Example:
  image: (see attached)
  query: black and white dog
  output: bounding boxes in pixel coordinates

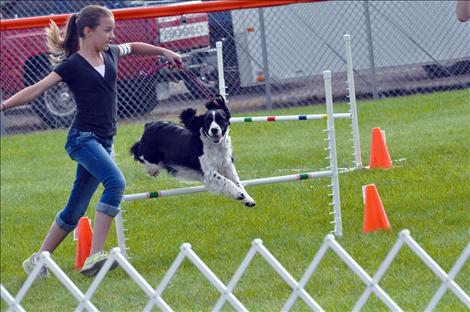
[130,96,256,207]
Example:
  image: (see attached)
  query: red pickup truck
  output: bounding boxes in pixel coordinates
[0,0,217,128]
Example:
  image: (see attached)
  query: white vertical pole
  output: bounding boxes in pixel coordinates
[115,212,127,258]
[324,71,342,237]
[111,144,128,258]
[258,8,273,110]
[344,34,362,169]
[216,41,227,101]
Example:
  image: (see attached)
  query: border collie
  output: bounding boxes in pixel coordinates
[130,96,256,207]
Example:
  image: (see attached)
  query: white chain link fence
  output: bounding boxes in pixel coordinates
[1,0,469,135]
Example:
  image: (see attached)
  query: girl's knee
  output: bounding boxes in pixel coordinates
[115,175,126,194]
[105,173,126,194]
[56,211,82,233]
[101,173,125,208]
[96,202,121,218]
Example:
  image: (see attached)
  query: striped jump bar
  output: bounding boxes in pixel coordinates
[123,170,332,202]
[230,113,351,123]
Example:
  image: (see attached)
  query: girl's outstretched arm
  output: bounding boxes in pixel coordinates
[128,42,182,66]
[0,72,62,111]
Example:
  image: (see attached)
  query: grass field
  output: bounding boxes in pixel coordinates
[1,90,469,311]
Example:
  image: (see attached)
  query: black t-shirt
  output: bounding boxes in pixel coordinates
[54,45,120,138]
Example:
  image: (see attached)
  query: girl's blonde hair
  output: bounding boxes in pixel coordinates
[45,5,113,64]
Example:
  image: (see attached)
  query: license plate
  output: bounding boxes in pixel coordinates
[159,22,209,43]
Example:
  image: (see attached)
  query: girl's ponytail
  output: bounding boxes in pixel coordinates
[45,14,79,64]
[63,14,80,58]
[45,6,112,64]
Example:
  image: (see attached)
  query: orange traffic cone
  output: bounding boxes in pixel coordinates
[75,217,93,271]
[363,184,391,233]
[369,127,392,169]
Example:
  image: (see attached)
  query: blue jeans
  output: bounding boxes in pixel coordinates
[56,128,126,233]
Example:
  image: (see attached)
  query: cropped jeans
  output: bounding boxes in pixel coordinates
[56,128,126,233]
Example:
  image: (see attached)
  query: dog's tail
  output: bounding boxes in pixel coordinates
[130,141,144,163]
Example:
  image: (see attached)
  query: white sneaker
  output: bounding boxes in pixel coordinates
[23,253,49,278]
[80,251,118,277]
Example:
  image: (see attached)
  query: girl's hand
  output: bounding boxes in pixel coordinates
[163,49,183,68]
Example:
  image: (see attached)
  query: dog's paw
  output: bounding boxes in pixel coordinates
[243,194,256,207]
[244,198,256,207]
[147,169,160,177]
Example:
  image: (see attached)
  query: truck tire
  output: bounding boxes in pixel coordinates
[33,82,76,128]
[24,54,75,128]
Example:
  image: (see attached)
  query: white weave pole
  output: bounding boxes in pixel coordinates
[344,34,362,169]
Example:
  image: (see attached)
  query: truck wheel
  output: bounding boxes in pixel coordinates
[24,54,75,128]
[117,76,158,118]
[32,82,76,129]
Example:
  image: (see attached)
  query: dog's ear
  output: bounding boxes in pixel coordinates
[144,121,155,130]
[205,100,218,111]
[180,108,196,128]
[180,108,204,133]
[217,95,231,121]
[205,94,226,109]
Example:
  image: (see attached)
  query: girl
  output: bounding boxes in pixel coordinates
[0,5,182,277]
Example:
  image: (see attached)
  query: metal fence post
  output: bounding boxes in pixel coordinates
[258,8,273,110]
[363,0,379,100]
[0,111,5,136]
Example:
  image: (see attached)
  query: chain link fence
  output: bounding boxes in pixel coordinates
[1,0,469,135]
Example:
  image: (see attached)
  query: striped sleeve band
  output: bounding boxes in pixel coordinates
[117,43,132,57]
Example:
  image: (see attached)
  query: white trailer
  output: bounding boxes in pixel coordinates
[229,1,470,87]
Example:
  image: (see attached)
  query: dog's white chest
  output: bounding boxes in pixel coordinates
[199,136,233,172]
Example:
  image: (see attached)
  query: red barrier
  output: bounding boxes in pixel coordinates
[1,0,324,31]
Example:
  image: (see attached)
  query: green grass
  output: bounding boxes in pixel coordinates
[1,90,469,311]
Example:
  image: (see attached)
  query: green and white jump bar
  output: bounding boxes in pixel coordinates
[122,170,333,202]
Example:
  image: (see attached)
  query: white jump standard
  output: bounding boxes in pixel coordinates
[222,35,362,170]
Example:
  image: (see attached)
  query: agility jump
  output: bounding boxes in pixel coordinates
[115,69,343,258]
[115,34,362,254]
